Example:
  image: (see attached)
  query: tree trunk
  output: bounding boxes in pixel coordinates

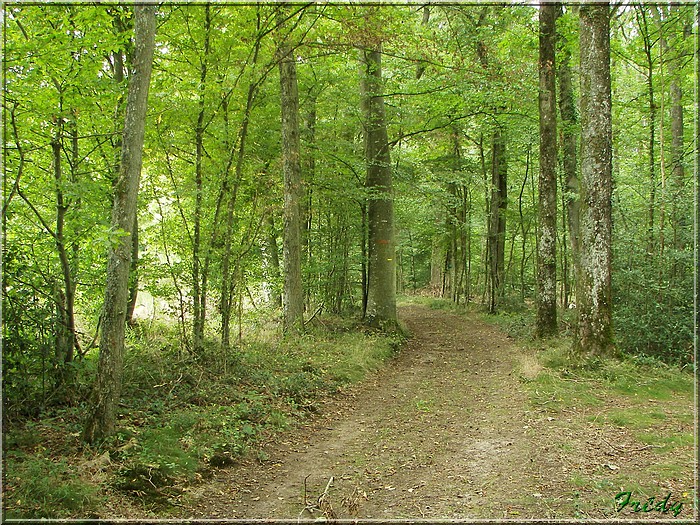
[278,22,305,333]
[126,214,139,325]
[221,15,262,348]
[83,3,156,443]
[536,3,559,337]
[637,7,657,255]
[669,6,689,253]
[557,5,580,302]
[361,45,397,329]
[191,5,211,355]
[264,214,283,307]
[487,127,507,313]
[360,200,369,315]
[574,1,615,358]
[52,126,78,377]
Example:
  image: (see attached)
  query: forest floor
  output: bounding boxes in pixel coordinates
[175,303,697,521]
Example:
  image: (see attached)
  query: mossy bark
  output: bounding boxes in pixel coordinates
[574,2,615,358]
[536,3,559,337]
[278,22,305,333]
[361,45,397,330]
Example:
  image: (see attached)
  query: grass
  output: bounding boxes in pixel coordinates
[2,453,105,519]
[542,348,694,517]
[2,312,403,519]
[478,309,696,519]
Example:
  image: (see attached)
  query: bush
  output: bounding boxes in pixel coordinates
[613,265,693,365]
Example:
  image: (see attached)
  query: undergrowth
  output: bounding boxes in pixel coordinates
[2,313,403,519]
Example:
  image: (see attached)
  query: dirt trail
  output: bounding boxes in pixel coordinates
[177,304,694,520]
[179,304,569,520]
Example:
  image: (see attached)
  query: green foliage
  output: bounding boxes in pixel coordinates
[612,263,693,365]
[3,309,400,517]
[3,1,696,517]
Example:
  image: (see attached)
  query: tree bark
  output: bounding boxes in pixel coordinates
[278,21,305,333]
[557,5,580,301]
[361,44,397,329]
[264,214,283,307]
[574,2,615,358]
[669,6,690,253]
[191,5,211,355]
[487,127,507,314]
[536,3,559,337]
[83,4,156,443]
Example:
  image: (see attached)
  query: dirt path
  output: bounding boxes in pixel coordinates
[175,304,692,520]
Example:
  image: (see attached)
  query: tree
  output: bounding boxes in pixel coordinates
[574,1,614,357]
[361,43,397,329]
[83,4,156,443]
[557,5,580,307]
[277,7,305,333]
[536,2,559,337]
[487,127,507,314]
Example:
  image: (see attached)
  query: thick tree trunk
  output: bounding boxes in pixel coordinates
[278,30,305,333]
[536,3,559,337]
[361,45,397,329]
[574,2,615,358]
[83,4,156,443]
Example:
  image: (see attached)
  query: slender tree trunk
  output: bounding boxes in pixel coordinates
[636,7,657,255]
[557,5,580,299]
[83,4,156,443]
[519,146,530,303]
[264,214,283,307]
[574,1,615,358]
[361,44,397,329]
[302,96,316,299]
[488,127,507,313]
[221,16,262,348]
[126,214,139,325]
[669,7,689,254]
[191,5,211,355]
[52,126,78,374]
[278,22,305,333]
[536,3,559,337]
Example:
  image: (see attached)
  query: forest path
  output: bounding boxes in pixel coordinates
[178,304,573,519]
